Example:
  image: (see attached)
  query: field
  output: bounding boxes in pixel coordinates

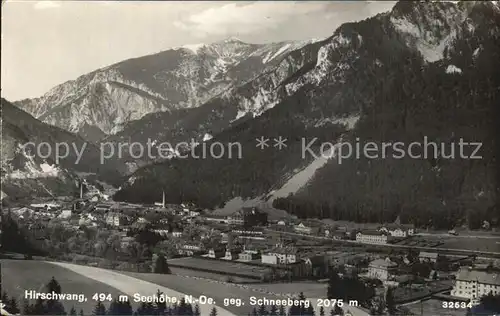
[1,259,369,316]
[168,257,270,279]
[2,260,235,316]
[245,282,328,298]
[1,259,127,314]
[437,237,500,253]
[169,266,258,283]
[121,272,369,316]
[394,235,500,253]
[121,271,280,315]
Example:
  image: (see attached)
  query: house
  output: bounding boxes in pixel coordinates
[58,210,72,219]
[303,255,327,277]
[120,236,135,249]
[178,243,204,256]
[356,231,389,245]
[85,213,97,221]
[282,260,311,279]
[238,251,261,261]
[378,224,415,237]
[261,246,299,265]
[159,218,169,225]
[94,204,111,212]
[294,223,312,234]
[153,229,169,237]
[171,230,183,238]
[261,253,279,265]
[136,217,150,224]
[105,212,129,226]
[378,216,415,237]
[368,258,398,281]
[419,251,440,263]
[325,229,345,240]
[451,267,500,305]
[223,249,240,260]
[231,228,265,240]
[227,207,268,228]
[207,248,225,259]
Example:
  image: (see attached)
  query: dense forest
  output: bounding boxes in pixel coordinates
[276,2,500,229]
[115,2,499,227]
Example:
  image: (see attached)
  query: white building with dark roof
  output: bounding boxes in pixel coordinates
[368,258,398,281]
[356,230,389,244]
[262,246,300,265]
[451,267,500,305]
[378,215,415,237]
[419,251,440,263]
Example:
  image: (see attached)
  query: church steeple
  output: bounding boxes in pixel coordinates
[162,190,166,208]
[394,215,401,225]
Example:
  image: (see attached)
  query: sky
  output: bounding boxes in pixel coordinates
[1,0,396,101]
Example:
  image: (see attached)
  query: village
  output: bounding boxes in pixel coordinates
[3,187,500,315]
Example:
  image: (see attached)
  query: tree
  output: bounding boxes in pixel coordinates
[258,304,268,316]
[327,270,343,299]
[278,305,286,316]
[480,293,500,313]
[331,305,343,316]
[80,309,85,316]
[176,298,193,316]
[32,298,45,315]
[155,290,167,314]
[193,304,201,316]
[9,297,20,314]
[69,306,77,316]
[135,302,148,316]
[432,270,438,280]
[289,293,307,316]
[44,277,66,315]
[47,276,62,294]
[210,307,218,316]
[3,296,20,315]
[92,301,107,316]
[107,299,121,315]
[319,306,325,316]
[385,287,396,315]
[23,299,33,315]
[120,300,134,315]
[153,254,171,274]
[127,242,145,271]
[270,305,278,316]
[305,304,315,316]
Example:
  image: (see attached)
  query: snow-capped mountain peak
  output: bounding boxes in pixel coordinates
[14,38,313,140]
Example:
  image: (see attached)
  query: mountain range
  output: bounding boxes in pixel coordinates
[114,0,500,228]
[1,99,126,200]
[14,38,317,142]
[5,1,500,228]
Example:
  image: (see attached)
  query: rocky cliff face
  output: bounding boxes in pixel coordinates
[1,99,126,200]
[14,39,316,141]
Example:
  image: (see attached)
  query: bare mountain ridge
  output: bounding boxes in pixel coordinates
[114,1,500,230]
[1,99,126,200]
[14,38,317,140]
